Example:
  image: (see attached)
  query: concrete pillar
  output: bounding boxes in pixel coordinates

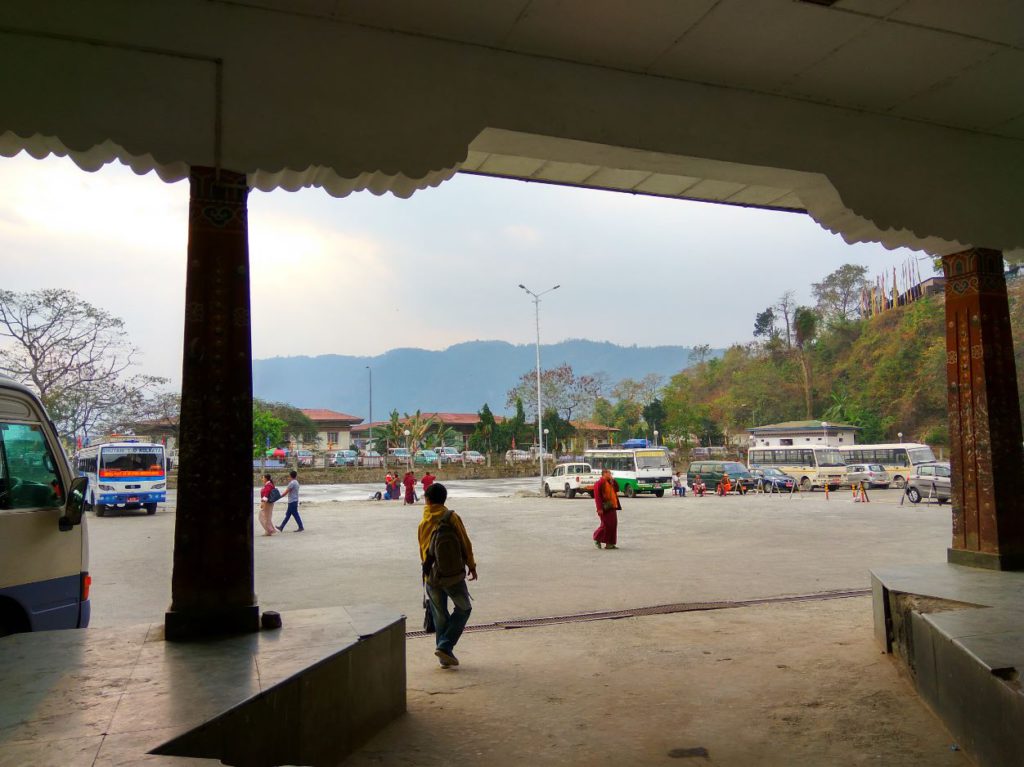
[943,248,1024,570]
[165,167,259,639]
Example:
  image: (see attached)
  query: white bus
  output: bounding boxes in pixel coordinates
[583,447,674,497]
[838,443,937,489]
[0,377,89,636]
[77,439,167,516]
[747,446,846,491]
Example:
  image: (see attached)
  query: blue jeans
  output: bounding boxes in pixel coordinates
[280,501,303,530]
[426,579,472,655]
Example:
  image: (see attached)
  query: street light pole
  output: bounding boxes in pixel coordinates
[519,282,560,493]
[366,365,372,452]
[404,429,411,470]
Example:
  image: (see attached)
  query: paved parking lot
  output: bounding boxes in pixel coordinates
[88,484,951,628]
[84,483,966,766]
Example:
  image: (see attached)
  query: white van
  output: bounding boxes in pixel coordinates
[0,377,90,635]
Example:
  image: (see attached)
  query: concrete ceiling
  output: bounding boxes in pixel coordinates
[227,0,1024,140]
[2,0,1022,254]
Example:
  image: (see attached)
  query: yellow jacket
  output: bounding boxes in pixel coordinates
[418,503,476,570]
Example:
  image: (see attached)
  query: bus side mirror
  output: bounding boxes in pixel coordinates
[59,476,88,531]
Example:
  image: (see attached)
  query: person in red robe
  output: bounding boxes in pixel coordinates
[421,471,436,491]
[403,471,417,504]
[592,469,621,550]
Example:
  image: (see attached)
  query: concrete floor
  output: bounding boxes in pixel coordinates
[81,484,966,765]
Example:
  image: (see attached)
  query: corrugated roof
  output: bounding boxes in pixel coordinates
[748,420,859,432]
[300,408,363,424]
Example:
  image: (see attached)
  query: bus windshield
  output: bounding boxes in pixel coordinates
[817,449,845,467]
[100,447,165,477]
[907,446,937,465]
[635,450,672,470]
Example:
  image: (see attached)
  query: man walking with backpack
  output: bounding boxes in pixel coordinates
[418,483,477,668]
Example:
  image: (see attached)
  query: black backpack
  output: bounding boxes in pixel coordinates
[426,509,466,587]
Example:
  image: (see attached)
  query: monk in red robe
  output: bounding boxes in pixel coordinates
[592,469,621,550]
[403,471,417,504]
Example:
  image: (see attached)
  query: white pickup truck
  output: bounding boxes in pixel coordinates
[544,462,602,499]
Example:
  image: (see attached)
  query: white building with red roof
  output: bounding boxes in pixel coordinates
[297,408,363,451]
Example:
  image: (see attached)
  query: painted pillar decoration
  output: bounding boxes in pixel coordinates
[166,167,259,639]
[943,248,1024,570]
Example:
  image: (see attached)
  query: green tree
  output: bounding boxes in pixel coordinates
[254,399,318,443]
[793,306,818,419]
[642,398,667,439]
[469,403,498,454]
[753,307,777,339]
[252,406,285,458]
[812,264,869,324]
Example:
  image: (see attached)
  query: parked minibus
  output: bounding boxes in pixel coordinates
[838,443,936,489]
[0,377,89,636]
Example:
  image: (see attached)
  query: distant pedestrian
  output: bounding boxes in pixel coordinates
[403,471,417,505]
[418,483,477,668]
[277,470,304,532]
[258,473,278,536]
[421,471,436,492]
[592,469,621,550]
[672,472,683,497]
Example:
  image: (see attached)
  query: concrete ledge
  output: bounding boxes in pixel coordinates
[872,563,1024,767]
[0,605,405,766]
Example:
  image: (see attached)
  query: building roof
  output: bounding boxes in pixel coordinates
[748,420,859,433]
[351,413,505,433]
[571,421,620,432]
[299,408,363,425]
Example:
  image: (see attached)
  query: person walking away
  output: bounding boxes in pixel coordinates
[277,470,304,532]
[403,471,417,505]
[418,483,477,668]
[592,469,621,550]
[258,473,279,536]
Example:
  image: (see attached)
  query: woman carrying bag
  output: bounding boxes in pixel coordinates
[592,469,621,550]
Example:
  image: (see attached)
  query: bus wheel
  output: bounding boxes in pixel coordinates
[624,484,636,498]
[654,488,665,498]
[893,475,906,489]
[145,503,158,515]
[800,477,813,492]
[95,504,106,517]
[0,601,30,637]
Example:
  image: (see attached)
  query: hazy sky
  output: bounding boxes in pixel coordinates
[0,152,925,387]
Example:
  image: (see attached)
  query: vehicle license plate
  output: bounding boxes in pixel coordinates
[127,496,139,503]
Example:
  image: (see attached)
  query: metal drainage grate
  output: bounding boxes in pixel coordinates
[406,587,871,638]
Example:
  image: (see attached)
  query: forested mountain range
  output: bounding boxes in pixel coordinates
[253,339,708,419]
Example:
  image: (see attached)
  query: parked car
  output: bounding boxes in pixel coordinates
[505,449,532,463]
[462,450,486,464]
[905,462,951,504]
[295,449,314,467]
[330,449,358,467]
[414,449,439,465]
[686,460,757,493]
[845,463,891,488]
[436,447,462,463]
[359,449,383,468]
[749,466,796,492]
[387,448,411,463]
[544,462,601,499]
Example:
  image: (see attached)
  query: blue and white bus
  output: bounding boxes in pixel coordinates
[0,377,90,636]
[77,439,167,516]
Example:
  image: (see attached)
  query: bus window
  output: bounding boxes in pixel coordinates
[0,423,63,510]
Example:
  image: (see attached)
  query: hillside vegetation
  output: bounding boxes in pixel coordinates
[659,276,1024,448]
